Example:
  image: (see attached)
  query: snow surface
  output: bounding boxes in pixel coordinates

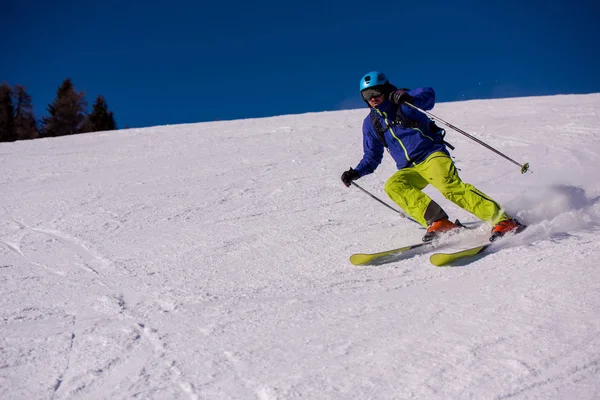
[2,93,600,399]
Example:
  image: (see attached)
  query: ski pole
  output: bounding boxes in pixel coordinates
[404,102,531,174]
[351,182,421,226]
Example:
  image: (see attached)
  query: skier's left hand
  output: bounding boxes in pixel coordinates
[389,90,414,105]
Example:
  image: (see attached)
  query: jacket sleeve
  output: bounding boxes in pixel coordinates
[402,87,436,120]
[354,118,384,177]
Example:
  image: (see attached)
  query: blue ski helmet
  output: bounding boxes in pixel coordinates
[359,71,389,91]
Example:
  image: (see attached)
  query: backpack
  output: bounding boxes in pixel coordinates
[369,105,455,151]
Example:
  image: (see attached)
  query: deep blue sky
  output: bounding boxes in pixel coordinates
[2,0,600,129]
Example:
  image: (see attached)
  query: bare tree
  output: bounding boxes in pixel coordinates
[12,85,39,140]
[0,82,16,142]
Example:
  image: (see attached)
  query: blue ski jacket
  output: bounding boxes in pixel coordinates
[354,87,449,176]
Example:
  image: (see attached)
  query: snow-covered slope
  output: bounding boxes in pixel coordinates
[2,94,600,399]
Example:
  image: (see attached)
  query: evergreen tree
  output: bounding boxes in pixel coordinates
[85,95,117,132]
[0,82,16,142]
[41,78,87,137]
[12,85,39,140]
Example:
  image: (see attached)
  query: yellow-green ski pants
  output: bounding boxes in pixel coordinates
[384,152,507,227]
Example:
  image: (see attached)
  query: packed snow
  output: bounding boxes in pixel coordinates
[1,93,600,399]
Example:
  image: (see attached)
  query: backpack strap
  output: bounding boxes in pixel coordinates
[392,105,420,129]
[369,106,456,151]
[429,121,455,150]
[369,109,389,149]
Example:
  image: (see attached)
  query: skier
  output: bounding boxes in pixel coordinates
[341,71,523,242]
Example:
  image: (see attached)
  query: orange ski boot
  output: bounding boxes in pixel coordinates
[422,218,459,242]
[490,218,526,242]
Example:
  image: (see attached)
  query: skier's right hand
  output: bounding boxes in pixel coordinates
[341,168,359,187]
[389,90,413,105]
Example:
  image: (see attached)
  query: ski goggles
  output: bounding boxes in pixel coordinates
[361,87,385,101]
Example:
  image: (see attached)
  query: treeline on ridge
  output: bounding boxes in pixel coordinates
[0,78,117,142]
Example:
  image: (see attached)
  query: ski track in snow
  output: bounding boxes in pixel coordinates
[1,94,600,399]
[1,219,198,399]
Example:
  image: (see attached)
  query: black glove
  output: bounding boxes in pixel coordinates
[389,90,414,105]
[341,168,360,187]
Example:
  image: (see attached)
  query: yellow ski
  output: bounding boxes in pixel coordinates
[350,242,431,266]
[429,243,491,267]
